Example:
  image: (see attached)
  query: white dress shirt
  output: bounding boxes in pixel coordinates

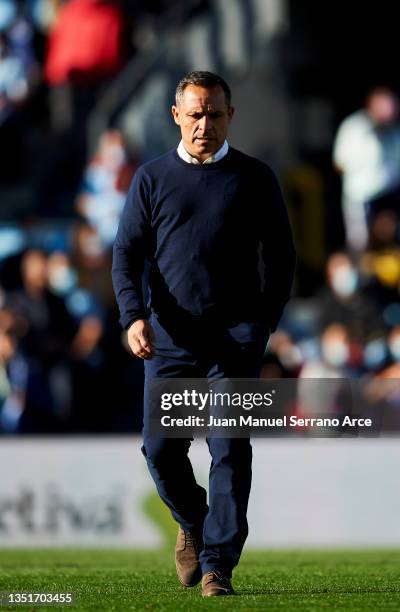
[177,139,229,164]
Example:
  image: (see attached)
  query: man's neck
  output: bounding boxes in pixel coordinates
[177,140,229,164]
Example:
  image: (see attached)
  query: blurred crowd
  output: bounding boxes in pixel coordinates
[0,0,191,433]
[0,0,190,204]
[259,87,400,430]
[1,1,400,434]
[0,242,146,434]
[261,88,400,400]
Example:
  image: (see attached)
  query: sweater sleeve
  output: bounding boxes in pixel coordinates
[112,169,152,330]
[259,166,296,332]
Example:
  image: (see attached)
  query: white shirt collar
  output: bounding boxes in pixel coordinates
[177,139,229,164]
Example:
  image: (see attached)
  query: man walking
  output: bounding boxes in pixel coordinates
[112,71,296,597]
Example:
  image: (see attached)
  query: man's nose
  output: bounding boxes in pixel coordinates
[198,114,211,131]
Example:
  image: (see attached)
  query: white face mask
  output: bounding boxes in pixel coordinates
[389,337,400,362]
[364,338,387,369]
[322,340,349,368]
[331,266,358,298]
[48,266,77,296]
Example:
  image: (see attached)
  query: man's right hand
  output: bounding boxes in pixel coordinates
[127,319,155,359]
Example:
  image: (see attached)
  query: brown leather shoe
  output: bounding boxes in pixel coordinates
[175,526,203,587]
[201,570,235,597]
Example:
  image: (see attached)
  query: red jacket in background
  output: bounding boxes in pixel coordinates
[45,0,126,85]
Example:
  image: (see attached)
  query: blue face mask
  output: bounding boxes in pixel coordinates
[331,266,358,298]
[364,338,387,369]
[48,266,77,296]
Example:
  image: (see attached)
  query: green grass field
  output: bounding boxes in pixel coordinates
[0,549,399,611]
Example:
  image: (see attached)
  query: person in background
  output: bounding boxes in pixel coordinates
[0,307,28,432]
[5,249,77,431]
[316,252,383,344]
[333,87,400,252]
[297,324,356,434]
[364,326,400,421]
[76,129,137,249]
[300,323,353,378]
[41,0,129,215]
[44,0,127,132]
[360,209,400,310]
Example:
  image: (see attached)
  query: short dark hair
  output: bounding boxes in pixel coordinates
[175,71,232,106]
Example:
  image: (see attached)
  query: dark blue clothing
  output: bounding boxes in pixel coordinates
[112,146,295,333]
[142,316,268,577]
[111,145,296,576]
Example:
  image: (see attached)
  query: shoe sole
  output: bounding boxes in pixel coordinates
[202,591,235,597]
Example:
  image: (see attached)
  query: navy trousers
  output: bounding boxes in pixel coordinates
[141,312,268,577]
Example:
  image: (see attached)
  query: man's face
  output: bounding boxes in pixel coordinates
[368,92,399,126]
[171,84,234,162]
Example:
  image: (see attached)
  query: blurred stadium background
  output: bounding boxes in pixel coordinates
[1,0,400,551]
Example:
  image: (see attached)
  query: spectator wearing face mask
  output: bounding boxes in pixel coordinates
[363,327,400,419]
[300,323,355,377]
[362,335,390,374]
[316,252,384,343]
[5,249,78,432]
[47,251,78,298]
[296,324,356,433]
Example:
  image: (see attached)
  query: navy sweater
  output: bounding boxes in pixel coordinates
[112,146,296,333]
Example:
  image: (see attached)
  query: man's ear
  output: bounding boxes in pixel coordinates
[171,105,181,126]
[228,106,235,122]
